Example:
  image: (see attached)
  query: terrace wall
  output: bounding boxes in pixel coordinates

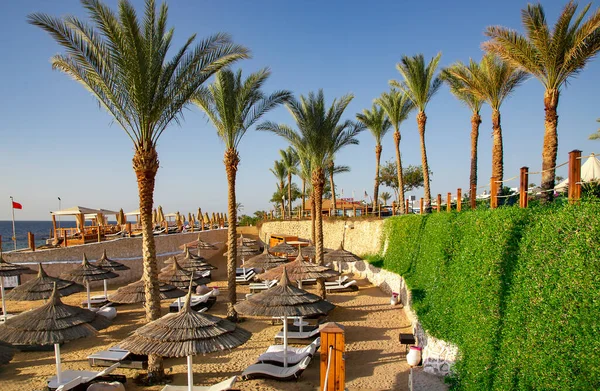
[259,219,456,377]
[4,229,228,288]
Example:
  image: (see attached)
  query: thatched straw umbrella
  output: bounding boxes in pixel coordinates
[0,341,15,366]
[238,234,257,247]
[269,241,298,256]
[235,268,334,367]
[159,258,210,310]
[256,248,338,288]
[324,243,361,282]
[60,254,118,309]
[95,249,130,299]
[157,206,165,225]
[119,283,250,391]
[244,247,288,271]
[163,254,217,274]
[179,246,206,262]
[224,242,259,274]
[300,243,333,258]
[0,283,110,386]
[4,263,84,301]
[109,278,185,304]
[117,208,126,226]
[179,234,217,252]
[0,253,34,321]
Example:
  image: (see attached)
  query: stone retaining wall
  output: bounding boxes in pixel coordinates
[3,229,228,288]
[260,219,458,377]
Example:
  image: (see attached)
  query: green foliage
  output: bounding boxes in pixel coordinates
[238,214,259,226]
[378,160,429,199]
[378,203,600,390]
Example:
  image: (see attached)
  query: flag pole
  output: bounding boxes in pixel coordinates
[10,196,16,251]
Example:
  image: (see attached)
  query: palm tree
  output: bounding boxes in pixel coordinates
[258,90,363,298]
[380,191,392,206]
[444,55,527,196]
[270,159,287,217]
[375,89,415,214]
[279,147,300,219]
[193,68,291,320]
[442,66,486,202]
[356,104,392,210]
[391,54,442,213]
[297,151,316,240]
[28,0,248,376]
[327,163,351,216]
[484,2,600,201]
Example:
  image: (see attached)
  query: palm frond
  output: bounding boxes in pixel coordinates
[391,53,442,111]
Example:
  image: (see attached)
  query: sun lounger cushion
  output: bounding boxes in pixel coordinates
[274,327,320,341]
[161,376,237,391]
[241,356,311,381]
[257,339,318,366]
[325,280,358,292]
[324,276,349,286]
[267,337,321,354]
[97,307,117,320]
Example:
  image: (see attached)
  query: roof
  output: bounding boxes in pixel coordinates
[51,206,101,216]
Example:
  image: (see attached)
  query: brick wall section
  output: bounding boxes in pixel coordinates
[3,229,228,288]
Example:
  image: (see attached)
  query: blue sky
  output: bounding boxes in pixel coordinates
[1,0,599,221]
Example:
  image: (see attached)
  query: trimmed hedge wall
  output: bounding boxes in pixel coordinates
[378,203,600,390]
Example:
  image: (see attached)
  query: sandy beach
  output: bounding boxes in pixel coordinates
[0,251,411,391]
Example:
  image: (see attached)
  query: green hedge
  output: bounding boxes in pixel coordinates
[377,203,600,390]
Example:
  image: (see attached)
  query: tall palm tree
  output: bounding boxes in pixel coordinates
[270,159,287,217]
[297,151,315,240]
[28,0,248,376]
[442,66,486,202]
[444,55,527,196]
[258,90,363,298]
[327,163,351,216]
[279,147,300,219]
[380,191,392,206]
[193,68,291,320]
[484,1,600,201]
[391,54,442,213]
[375,89,415,214]
[356,104,392,210]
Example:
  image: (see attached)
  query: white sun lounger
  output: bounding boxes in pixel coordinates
[249,279,277,293]
[48,362,121,390]
[274,327,320,341]
[325,280,358,292]
[241,356,311,381]
[236,270,256,283]
[161,376,237,391]
[257,338,320,366]
[325,276,349,286]
[169,291,212,308]
[266,337,321,354]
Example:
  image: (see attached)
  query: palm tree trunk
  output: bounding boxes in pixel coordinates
[311,191,316,244]
[302,178,306,219]
[491,109,503,197]
[470,112,481,203]
[374,144,382,210]
[329,162,336,217]
[417,111,432,213]
[133,147,163,378]
[541,89,559,203]
[279,180,285,218]
[287,173,292,219]
[224,148,239,321]
[312,168,326,299]
[394,129,406,214]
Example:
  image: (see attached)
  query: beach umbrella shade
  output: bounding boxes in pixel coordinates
[157,206,165,224]
[60,254,118,309]
[95,250,130,298]
[324,242,361,282]
[0,283,110,385]
[120,282,250,391]
[117,209,126,226]
[244,247,289,271]
[152,209,157,225]
[164,253,217,273]
[0,341,15,366]
[300,244,333,258]
[109,278,186,304]
[197,208,202,229]
[256,248,338,288]
[159,258,210,310]
[269,241,298,256]
[4,263,84,302]
[0,253,35,321]
[235,268,335,367]
[178,246,206,262]
[179,234,217,251]
[238,233,257,246]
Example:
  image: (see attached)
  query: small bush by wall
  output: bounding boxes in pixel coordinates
[378,203,600,390]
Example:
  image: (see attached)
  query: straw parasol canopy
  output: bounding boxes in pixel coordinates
[95,250,130,271]
[60,254,119,309]
[179,235,217,251]
[234,268,334,367]
[4,263,84,301]
[179,246,206,262]
[238,234,257,246]
[119,283,250,391]
[0,253,35,321]
[0,341,15,366]
[269,241,298,255]
[0,283,110,386]
[109,278,186,304]
[324,243,361,263]
[256,248,338,283]
[157,206,165,224]
[159,258,210,288]
[300,244,333,258]
[224,242,260,259]
[117,209,126,225]
[244,247,289,270]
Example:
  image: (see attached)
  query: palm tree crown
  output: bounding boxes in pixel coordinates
[391,53,443,111]
[279,146,300,219]
[356,104,392,145]
[375,89,415,131]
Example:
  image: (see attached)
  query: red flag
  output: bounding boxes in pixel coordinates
[12,201,22,209]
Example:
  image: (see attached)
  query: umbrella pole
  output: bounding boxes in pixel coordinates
[178,297,182,311]
[283,315,288,368]
[103,279,108,299]
[55,343,62,385]
[87,281,91,310]
[338,260,343,284]
[187,355,193,391]
[1,277,6,322]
